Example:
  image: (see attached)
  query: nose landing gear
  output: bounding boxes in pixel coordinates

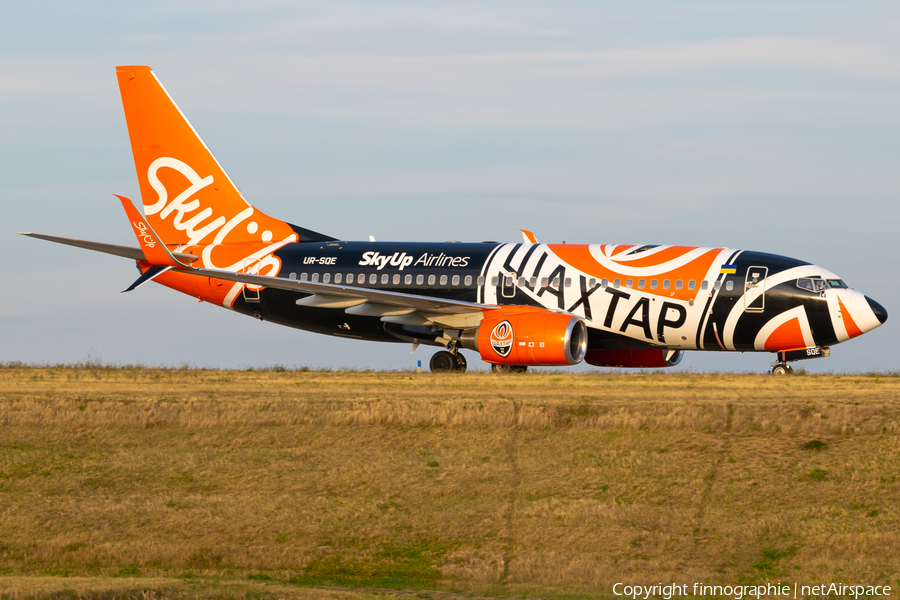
[771,363,793,375]
[770,346,830,375]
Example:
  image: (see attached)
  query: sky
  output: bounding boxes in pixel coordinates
[2,1,898,372]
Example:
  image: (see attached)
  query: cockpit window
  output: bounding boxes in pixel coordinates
[797,277,828,293]
[827,279,849,289]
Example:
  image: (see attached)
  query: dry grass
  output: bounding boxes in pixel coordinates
[0,575,394,600]
[1,367,899,598]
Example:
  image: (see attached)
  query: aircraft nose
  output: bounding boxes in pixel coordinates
[866,296,888,325]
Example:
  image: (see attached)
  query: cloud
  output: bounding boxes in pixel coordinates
[3,35,897,97]
[218,36,900,91]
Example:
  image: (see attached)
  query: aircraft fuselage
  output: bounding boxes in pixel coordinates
[204,240,886,357]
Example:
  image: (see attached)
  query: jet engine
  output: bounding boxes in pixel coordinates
[584,348,684,368]
[460,309,588,366]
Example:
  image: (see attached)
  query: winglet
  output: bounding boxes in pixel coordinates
[117,195,187,268]
[519,229,538,244]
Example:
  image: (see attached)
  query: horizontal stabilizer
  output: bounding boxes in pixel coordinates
[122,264,172,293]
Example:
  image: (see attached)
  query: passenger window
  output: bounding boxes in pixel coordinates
[518,277,526,287]
[541,277,549,287]
[565,278,572,288]
[404,274,412,285]
[477,276,484,286]
[392,274,400,285]
[381,274,389,285]
[601,278,608,288]
[688,280,695,290]
[369,274,377,285]
[440,275,448,285]
[714,281,721,290]
[663,280,670,290]
[726,281,734,291]
[416,274,424,285]
[701,280,708,290]
[626,279,633,288]
[638,279,645,289]
[300,273,308,281]
[465,275,472,286]
[347,273,354,284]
[289,272,296,280]
[613,278,620,288]
[552,277,560,288]
[452,275,460,286]
[429,275,436,285]
[530,277,537,287]
[650,280,658,289]
[675,280,683,290]
[491,276,499,286]
[504,276,513,287]
[589,278,596,287]
[322,273,331,283]
[312,273,319,282]
[334,273,342,284]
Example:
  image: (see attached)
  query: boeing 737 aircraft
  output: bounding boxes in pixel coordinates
[20,66,888,373]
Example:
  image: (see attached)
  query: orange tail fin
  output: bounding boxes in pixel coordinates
[115,66,332,248]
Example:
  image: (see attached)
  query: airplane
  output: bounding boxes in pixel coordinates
[19,66,888,374]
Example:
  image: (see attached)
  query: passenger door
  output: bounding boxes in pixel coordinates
[744,266,768,312]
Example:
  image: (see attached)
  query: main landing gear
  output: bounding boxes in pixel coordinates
[430,350,467,373]
[491,364,528,374]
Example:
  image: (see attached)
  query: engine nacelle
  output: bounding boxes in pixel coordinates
[584,348,684,368]
[461,308,588,366]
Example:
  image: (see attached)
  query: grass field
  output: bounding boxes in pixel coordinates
[1,366,899,599]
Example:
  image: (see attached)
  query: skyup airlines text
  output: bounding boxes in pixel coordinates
[359,252,470,271]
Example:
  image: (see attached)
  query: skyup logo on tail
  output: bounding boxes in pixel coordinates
[490,321,514,357]
[146,157,222,245]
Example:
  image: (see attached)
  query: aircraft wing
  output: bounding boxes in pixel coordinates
[177,266,491,316]
[23,198,496,327]
[18,231,492,321]
[17,232,199,263]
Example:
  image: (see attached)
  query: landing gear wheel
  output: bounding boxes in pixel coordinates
[771,363,793,375]
[454,353,467,373]
[491,364,527,374]
[430,351,457,372]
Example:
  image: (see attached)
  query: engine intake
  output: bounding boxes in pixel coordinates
[460,309,587,366]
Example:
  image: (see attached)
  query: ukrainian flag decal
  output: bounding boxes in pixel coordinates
[720,264,737,274]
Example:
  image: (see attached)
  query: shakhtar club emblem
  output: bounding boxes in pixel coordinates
[490,320,513,357]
